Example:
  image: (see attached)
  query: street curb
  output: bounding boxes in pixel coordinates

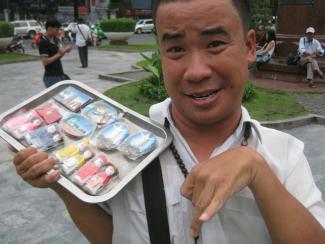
[261,114,325,129]
[98,69,149,82]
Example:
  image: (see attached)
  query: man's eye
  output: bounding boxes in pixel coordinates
[207,40,225,48]
[167,47,184,53]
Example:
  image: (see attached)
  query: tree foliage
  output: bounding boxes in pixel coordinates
[251,0,278,28]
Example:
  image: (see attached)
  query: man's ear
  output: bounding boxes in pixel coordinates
[245,29,257,65]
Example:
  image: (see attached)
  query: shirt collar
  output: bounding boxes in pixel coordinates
[149,98,262,144]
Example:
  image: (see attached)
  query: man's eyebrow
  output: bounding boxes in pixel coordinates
[161,32,185,42]
[201,27,229,37]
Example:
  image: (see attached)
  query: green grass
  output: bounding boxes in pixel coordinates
[0,53,39,64]
[99,44,158,52]
[243,88,308,121]
[104,82,159,117]
[104,82,308,121]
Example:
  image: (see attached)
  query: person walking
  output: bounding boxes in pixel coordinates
[70,18,92,68]
[39,20,72,88]
[298,27,325,88]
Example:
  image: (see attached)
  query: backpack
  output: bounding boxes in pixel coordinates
[287,53,300,65]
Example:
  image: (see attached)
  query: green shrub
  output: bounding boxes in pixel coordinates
[0,21,14,38]
[242,80,257,102]
[100,18,136,32]
[138,76,168,101]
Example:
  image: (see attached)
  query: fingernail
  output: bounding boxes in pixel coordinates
[199,212,209,222]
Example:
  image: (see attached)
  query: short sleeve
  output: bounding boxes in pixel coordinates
[38,40,49,57]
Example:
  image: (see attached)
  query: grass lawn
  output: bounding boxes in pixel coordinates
[104,82,308,121]
[99,44,158,52]
[0,53,39,64]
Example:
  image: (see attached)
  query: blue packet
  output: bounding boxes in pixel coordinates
[118,130,157,160]
[54,86,93,112]
[96,122,129,150]
[82,101,118,125]
[25,123,63,151]
[60,113,97,138]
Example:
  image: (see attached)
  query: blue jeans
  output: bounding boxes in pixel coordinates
[43,74,70,88]
[256,54,271,63]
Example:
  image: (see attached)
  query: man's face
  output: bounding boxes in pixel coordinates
[156,0,256,127]
[47,26,60,38]
[306,32,314,42]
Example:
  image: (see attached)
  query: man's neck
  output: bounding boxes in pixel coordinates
[170,106,242,161]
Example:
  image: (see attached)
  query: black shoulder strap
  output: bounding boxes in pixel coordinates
[142,157,171,244]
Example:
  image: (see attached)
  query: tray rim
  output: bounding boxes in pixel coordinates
[0,80,172,203]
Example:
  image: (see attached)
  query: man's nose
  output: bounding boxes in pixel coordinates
[183,51,213,82]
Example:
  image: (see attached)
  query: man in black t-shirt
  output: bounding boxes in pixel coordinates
[39,20,72,87]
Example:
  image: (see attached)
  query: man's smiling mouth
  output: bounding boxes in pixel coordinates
[189,89,222,100]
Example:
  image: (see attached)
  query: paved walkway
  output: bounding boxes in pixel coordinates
[0,49,325,243]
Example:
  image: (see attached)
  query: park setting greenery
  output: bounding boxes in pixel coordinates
[100,18,136,32]
[0,21,14,38]
[0,53,39,64]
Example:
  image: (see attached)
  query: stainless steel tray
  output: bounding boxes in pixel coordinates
[0,80,172,203]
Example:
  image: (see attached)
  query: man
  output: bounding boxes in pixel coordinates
[298,27,325,88]
[13,1,325,243]
[39,20,72,88]
[69,18,92,68]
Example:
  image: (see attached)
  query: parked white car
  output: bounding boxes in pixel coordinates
[134,19,154,34]
[12,20,44,38]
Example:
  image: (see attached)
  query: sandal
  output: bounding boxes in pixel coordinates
[309,82,316,88]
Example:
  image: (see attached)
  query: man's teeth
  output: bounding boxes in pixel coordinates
[191,91,217,99]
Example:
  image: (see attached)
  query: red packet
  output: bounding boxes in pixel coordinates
[35,103,62,124]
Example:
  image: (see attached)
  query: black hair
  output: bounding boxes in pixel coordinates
[267,29,276,42]
[77,18,84,24]
[45,19,61,30]
[152,0,251,32]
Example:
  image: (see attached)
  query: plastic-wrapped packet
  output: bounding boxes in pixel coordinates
[96,122,129,150]
[55,138,91,161]
[81,101,118,125]
[60,149,94,175]
[118,130,157,160]
[72,154,110,186]
[2,110,43,139]
[60,113,97,138]
[84,163,118,195]
[54,86,93,112]
[34,101,62,124]
[25,123,63,151]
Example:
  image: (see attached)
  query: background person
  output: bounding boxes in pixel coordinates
[39,20,72,88]
[69,18,92,68]
[12,1,325,243]
[298,27,325,88]
[256,29,276,64]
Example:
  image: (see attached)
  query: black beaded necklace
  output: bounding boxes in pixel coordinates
[163,118,251,244]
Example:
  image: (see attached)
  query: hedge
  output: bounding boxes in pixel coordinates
[100,18,136,32]
[0,21,14,38]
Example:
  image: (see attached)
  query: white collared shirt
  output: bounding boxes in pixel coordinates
[298,37,324,56]
[104,98,325,244]
[70,23,91,47]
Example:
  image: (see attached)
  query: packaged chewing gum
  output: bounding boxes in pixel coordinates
[95,122,129,150]
[84,163,118,195]
[72,154,110,186]
[54,138,92,161]
[34,101,62,124]
[2,110,43,139]
[81,101,118,125]
[25,123,63,151]
[54,86,93,112]
[118,130,157,160]
[60,113,97,138]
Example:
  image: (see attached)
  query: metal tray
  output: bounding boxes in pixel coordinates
[0,80,172,203]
